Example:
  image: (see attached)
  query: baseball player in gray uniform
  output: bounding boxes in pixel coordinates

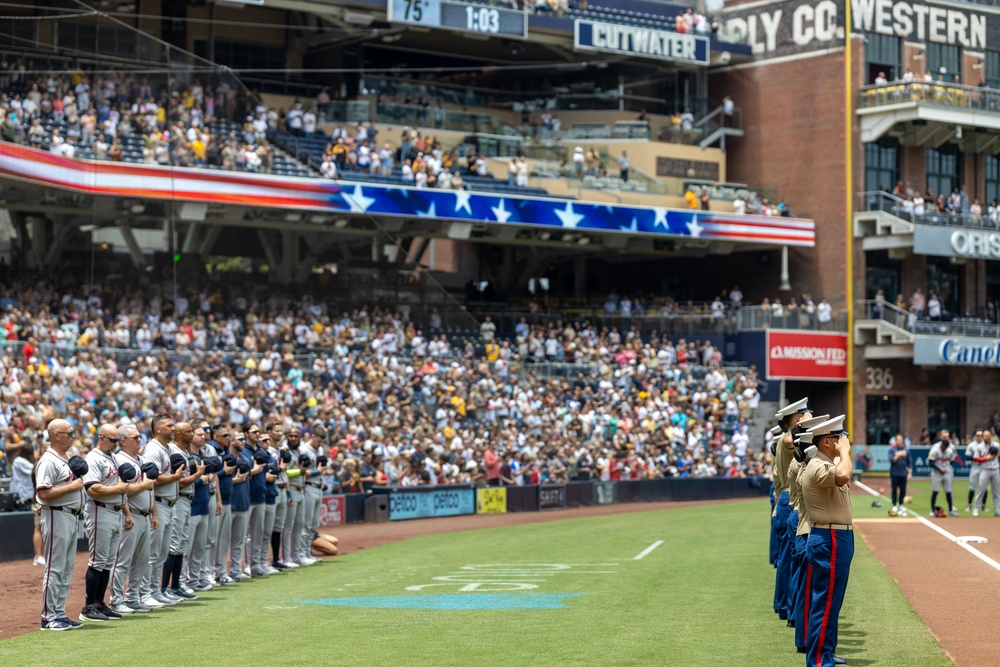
[929,431,959,517]
[111,423,159,614]
[163,421,204,600]
[972,432,1000,517]
[254,428,279,577]
[966,431,988,512]
[297,426,326,566]
[282,426,304,568]
[266,421,290,569]
[143,414,185,608]
[211,425,238,585]
[80,424,134,622]
[35,419,86,631]
[197,420,223,588]
[243,423,267,578]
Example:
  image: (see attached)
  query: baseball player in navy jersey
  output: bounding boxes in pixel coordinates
[111,423,159,614]
[297,426,326,566]
[928,431,959,517]
[266,421,290,570]
[256,426,280,576]
[143,414,185,608]
[80,424,134,622]
[35,419,86,631]
[282,426,305,568]
[183,424,215,592]
[972,432,1000,517]
[211,425,238,585]
[241,423,268,578]
[162,421,205,600]
[229,430,254,581]
[198,421,224,588]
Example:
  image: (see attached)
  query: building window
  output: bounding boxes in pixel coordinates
[927,255,964,316]
[986,51,1000,89]
[866,395,900,446]
[927,43,961,81]
[987,156,1000,206]
[864,33,901,82]
[925,145,961,201]
[928,396,962,441]
[865,249,901,304]
[864,138,899,193]
[212,39,286,72]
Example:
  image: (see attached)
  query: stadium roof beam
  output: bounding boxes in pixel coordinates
[115,220,146,270]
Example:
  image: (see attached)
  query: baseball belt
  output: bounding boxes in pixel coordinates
[93,501,123,512]
[306,481,323,488]
[133,508,152,517]
[48,505,81,517]
[156,497,177,508]
[179,493,194,500]
[811,522,853,531]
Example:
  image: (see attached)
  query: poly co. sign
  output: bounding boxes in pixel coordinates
[723,0,994,58]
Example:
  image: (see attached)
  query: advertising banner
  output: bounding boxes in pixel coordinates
[476,487,508,514]
[574,19,710,65]
[766,330,849,381]
[538,485,567,510]
[388,488,475,521]
[913,336,1000,368]
[852,445,970,477]
[318,495,345,526]
[594,481,617,505]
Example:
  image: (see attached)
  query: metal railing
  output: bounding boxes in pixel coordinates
[857,190,1000,230]
[858,80,1000,113]
[858,299,1000,338]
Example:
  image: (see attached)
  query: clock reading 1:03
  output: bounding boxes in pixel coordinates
[388,0,528,39]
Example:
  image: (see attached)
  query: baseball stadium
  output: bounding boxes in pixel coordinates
[0,0,998,665]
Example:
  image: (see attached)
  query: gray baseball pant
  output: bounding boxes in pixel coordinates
[284,488,303,563]
[145,498,175,597]
[85,502,124,571]
[272,488,287,562]
[40,507,80,623]
[183,513,208,588]
[300,484,322,560]
[213,504,232,580]
[229,509,249,578]
[203,492,218,584]
[969,466,982,495]
[111,513,150,606]
[246,501,265,575]
[975,468,1000,514]
[169,496,193,555]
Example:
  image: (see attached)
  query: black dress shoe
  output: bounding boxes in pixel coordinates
[834,656,847,665]
[797,647,807,654]
[778,612,788,621]
[786,619,795,628]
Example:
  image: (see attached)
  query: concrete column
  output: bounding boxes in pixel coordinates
[29,216,46,269]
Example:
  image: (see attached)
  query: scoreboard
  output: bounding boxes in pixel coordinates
[387,0,528,39]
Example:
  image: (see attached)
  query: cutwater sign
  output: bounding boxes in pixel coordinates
[388,488,475,521]
[914,337,1000,367]
[574,20,710,65]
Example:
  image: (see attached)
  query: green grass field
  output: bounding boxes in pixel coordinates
[854,477,990,519]
[1,498,953,667]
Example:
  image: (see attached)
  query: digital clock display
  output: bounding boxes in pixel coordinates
[389,0,528,39]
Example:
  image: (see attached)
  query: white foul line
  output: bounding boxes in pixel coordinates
[854,480,1000,573]
[634,540,664,560]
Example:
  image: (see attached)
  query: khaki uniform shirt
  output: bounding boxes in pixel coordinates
[800,451,853,526]
[787,458,802,509]
[774,432,795,491]
[795,461,812,535]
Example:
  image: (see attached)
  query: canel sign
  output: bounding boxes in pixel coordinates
[914,337,1000,367]
[766,330,849,381]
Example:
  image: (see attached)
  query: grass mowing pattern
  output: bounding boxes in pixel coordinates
[1,500,953,667]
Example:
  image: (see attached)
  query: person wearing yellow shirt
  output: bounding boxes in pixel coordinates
[684,188,699,209]
[485,341,499,362]
[191,136,206,166]
[450,394,466,418]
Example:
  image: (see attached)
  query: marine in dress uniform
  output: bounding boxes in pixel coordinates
[773,398,811,621]
[800,415,854,667]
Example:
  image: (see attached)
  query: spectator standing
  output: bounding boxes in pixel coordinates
[889,437,911,513]
[618,150,630,182]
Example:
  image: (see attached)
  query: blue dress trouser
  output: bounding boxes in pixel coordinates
[773,491,791,617]
[768,483,777,566]
[806,528,854,667]
[792,531,809,650]
[785,509,799,623]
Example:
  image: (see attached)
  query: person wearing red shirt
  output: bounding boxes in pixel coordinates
[484,444,500,487]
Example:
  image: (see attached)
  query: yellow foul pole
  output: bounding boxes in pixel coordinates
[844,0,855,433]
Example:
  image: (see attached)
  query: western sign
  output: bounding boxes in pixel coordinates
[574,20,710,65]
[722,0,995,58]
[766,330,849,381]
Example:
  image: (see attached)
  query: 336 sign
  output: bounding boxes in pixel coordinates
[865,367,894,391]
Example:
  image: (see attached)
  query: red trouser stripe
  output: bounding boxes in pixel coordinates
[816,532,837,667]
[803,563,812,638]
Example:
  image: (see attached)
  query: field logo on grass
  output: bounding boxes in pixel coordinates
[405,563,619,592]
[476,487,507,514]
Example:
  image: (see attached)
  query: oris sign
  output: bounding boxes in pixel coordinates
[913,227,1000,260]
[766,331,849,381]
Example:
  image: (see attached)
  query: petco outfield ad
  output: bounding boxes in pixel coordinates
[388,488,476,521]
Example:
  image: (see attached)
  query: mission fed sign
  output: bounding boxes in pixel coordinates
[766,330,849,381]
[723,0,992,57]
